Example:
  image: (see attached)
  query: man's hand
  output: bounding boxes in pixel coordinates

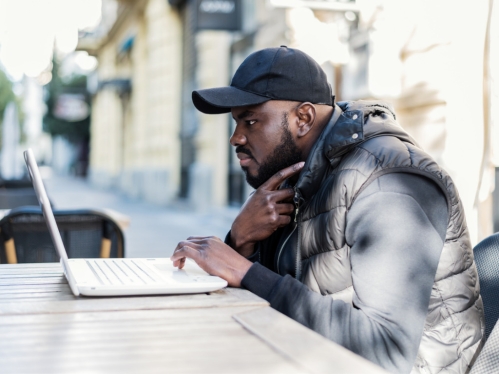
[230,161,305,257]
[171,236,252,287]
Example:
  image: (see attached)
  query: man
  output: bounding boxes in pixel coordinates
[171,46,483,373]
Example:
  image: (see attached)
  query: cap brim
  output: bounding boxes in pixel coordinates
[192,86,270,114]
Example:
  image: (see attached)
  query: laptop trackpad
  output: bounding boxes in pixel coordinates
[154,260,208,283]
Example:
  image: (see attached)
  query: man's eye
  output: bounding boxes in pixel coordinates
[246,120,257,125]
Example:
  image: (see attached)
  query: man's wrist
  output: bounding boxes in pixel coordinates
[241,262,283,301]
[232,258,253,288]
[229,231,256,258]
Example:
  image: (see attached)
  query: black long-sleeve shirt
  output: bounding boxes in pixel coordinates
[240,173,448,373]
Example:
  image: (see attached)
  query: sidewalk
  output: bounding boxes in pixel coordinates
[43,175,239,258]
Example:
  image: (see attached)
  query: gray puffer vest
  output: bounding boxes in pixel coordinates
[259,100,484,373]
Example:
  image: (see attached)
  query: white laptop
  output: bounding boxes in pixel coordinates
[23,148,227,297]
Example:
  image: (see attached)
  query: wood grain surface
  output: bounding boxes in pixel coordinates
[0,263,387,374]
[234,307,388,374]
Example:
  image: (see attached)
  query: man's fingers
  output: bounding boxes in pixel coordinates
[275,203,295,215]
[174,240,202,252]
[183,237,222,246]
[272,188,295,203]
[186,235,218,241]
[173,257,186,269]
[171,244,200,263]
[277,215,292,228]
[262,161,305,190]
[279,194,294,203]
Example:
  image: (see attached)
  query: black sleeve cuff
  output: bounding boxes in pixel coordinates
[224,230,232,246]
[241,262,283,302]
[224,230,260,262]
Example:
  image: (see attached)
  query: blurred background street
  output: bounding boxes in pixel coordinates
[0,0,498,258]
[44,173,238,257]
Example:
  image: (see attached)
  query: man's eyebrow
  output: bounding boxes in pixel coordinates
[233,110,255,120]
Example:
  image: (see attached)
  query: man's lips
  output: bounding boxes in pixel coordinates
[236,153,253,166]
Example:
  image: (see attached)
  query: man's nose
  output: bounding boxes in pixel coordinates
[229,125,247,147]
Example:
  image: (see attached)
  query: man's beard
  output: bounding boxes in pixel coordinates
[240,113,302,189]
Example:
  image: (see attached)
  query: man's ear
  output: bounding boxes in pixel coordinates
[295,102,316,138]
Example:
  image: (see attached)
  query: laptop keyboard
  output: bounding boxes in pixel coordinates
[85,259,163,286]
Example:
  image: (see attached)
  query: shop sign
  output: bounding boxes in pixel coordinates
[196,0,241,31]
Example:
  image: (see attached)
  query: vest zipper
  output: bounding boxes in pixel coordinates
[294,189,303,280]
[274,189,303,278]
[275,224,297,275]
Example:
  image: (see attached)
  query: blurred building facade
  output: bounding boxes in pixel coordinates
[79,0,497,244]
[78,0,182,204]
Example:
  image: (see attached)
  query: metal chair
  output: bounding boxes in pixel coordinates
[470,318,499,373]
[468,232,499,373]
[473,232,499,340]
[0,206,125,264]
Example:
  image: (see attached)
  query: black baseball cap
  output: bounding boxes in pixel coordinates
[192,46,334,114]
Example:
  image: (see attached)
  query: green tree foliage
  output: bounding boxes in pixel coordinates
[43,57,90,143]
[0,69,25,146]
[0,68,15,123]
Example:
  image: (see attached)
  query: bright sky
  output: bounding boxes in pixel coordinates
[0,0,101,80]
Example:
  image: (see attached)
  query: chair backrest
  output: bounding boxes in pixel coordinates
[470,317,499,374]
[473,232,499,339]
[0,206,125,263]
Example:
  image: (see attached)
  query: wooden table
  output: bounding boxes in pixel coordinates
[0,263,387,374]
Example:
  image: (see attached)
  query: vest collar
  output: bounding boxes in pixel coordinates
[293,104,353,203]
[294,100,419,203]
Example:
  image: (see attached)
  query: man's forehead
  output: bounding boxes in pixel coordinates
[231,103,265,119]
[231,100,297,119]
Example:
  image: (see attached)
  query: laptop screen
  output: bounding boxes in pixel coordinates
[23,148,80,296]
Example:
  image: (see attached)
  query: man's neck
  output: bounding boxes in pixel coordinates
[300,105,335,161]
